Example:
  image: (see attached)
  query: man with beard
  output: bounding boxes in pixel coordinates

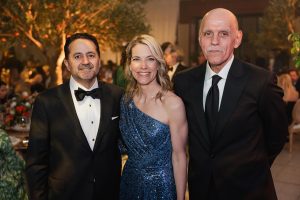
[26,33,123,200]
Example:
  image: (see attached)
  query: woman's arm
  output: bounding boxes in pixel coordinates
[27,74,43,85]
[165,94,188,200]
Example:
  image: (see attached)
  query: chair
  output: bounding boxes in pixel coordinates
[288,99,300,152]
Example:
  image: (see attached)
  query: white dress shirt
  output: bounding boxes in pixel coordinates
[69,76,101,150]
[168,62,180,80]
[203,55,234,110]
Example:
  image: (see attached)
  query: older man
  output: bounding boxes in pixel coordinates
[174,8,287,199]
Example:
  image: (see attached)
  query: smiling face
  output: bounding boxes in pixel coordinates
[64,38,100,88]
[199,8,242,69]
[129,43,159,86]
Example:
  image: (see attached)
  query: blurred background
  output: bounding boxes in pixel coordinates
[1,1,300,199]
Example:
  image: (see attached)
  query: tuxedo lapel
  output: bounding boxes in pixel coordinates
[58,82,92,151]
[93,82,113,151]
[174,63,185,75]
[214,59,248,140]
[189,66,210,150]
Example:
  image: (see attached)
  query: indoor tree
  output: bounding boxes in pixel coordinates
[251,0,300,57]
[0,0,150,85]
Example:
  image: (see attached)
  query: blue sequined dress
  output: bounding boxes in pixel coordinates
[119,98,176,200]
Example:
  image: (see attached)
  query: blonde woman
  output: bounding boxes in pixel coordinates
[278,73,299,102]
[278,73,299,124]
[119,34,188,200]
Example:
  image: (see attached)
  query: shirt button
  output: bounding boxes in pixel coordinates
[89,104,91,107]
[91,121,93,124]
[92,138,95,141]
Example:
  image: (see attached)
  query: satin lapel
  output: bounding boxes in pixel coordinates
[214,59,248,140]
[93,82,112,151]
[58,82,91,151]
[189,66,210,150]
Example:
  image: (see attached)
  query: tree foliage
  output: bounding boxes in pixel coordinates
[251,0,300,57]
[288,32,300,68]
[0,0,150,84]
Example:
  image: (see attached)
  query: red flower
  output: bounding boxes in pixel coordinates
[4,114,14,126]
[23,112,31,117]
[15,105,27,114]
[0,94,36,129]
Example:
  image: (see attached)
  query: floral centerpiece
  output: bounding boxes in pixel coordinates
[0,92,37,130]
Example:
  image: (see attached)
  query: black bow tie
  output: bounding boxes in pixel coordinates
[168,66,173,72]
[74,87,101,101]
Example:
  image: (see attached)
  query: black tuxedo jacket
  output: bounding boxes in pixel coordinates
[171,63,188,82]
[294,78,300,94]
[26,81,123,200]
[174,58,288,200]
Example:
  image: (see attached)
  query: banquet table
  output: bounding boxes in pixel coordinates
[6,128,130,168]
[7,129,29,158]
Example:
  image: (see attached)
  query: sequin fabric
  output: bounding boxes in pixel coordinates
[119,98,176,200]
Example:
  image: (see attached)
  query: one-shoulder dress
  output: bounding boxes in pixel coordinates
[119,98,176,200]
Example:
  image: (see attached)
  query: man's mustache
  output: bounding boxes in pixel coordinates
[206,47,224,52]
[79,63,93,69]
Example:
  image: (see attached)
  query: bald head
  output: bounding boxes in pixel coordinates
[198,8,243,70]
[200,8,240,34]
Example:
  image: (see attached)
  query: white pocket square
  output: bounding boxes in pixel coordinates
[112,116,119,120]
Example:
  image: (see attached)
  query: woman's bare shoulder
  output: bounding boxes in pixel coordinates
[162,91,184,111]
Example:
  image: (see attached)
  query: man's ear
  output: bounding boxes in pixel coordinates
[198,35,202,49]
[234,30,243,49]
[64,59,71,71]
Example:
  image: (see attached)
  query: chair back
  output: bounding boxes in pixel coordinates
[292,99,300,124]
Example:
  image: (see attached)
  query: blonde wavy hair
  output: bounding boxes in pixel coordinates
[124,34,172,101]
[278,74,294,91]
[278,73,299,102]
